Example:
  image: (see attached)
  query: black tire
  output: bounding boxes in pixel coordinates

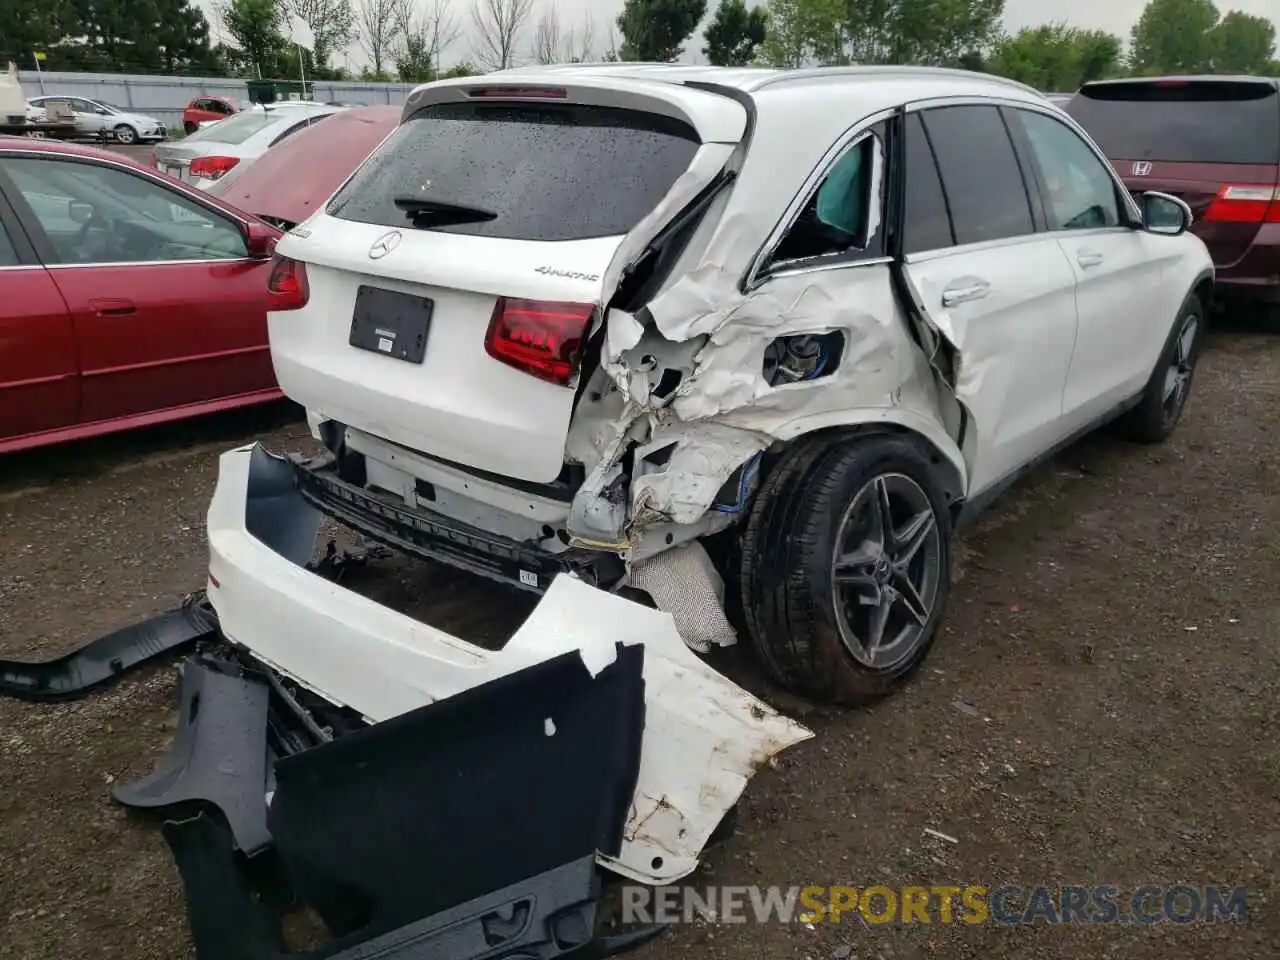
[183,120,198,135]
[739,433,953,706]
[1118,293,1205,444]
[113,123,137,145]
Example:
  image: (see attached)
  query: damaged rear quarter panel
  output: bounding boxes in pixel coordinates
[578,100,967,539]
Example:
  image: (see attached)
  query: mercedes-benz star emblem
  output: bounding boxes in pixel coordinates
[1132,161,1153,177]
[368,230,402,259]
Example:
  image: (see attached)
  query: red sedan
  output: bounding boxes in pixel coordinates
[182,96,240,135]
[0,136,283,454]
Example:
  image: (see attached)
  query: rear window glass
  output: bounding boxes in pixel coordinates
[183,110,277,145]
[1066,81,1280,164]
[326,101,701,241]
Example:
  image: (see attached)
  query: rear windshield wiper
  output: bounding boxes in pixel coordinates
[392,196,498,226]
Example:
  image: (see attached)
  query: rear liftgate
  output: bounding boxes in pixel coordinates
[5,442,811,959]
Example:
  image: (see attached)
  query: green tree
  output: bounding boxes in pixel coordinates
[886,0,1005,66]
[987,23,1122,90]
[0,0,63,70]
[222,0,288,76]
[703,0,767,65]
[758,0,845,67]
[1129,0,1218,74]
[616,0,706,61]
[283,0,357,70]
[439,60,480,76]
[1209,11,1276,73]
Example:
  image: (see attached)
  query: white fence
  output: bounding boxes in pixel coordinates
[16,70,418,127]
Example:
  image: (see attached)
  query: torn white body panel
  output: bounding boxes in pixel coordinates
[205,444,812,885]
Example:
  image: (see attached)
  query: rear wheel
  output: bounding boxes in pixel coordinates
[739,434,953,705]
[1118,293,1204,444]
[183,120,198,135]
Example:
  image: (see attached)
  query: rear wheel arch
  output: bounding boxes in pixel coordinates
[735,427,956,704]
[759,421,966,515]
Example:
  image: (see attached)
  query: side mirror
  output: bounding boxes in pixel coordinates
[1141,191,1192,236]
[243,219,279,259]
[68,200,95,225]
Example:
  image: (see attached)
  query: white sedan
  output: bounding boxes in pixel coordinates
[26,95,166,144]
[151,102,343,190]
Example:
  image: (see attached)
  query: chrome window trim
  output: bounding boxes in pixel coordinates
[743,106,896,293]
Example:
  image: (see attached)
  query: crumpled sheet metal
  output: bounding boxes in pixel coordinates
[592,210,965,531]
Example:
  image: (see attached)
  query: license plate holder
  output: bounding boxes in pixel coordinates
[349,286,433,364]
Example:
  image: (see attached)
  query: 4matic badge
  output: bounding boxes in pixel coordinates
[536,265,600,282]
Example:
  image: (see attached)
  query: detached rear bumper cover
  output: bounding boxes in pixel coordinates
[206,443,812,884]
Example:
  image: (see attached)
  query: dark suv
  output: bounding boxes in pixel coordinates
[1066,76,1280,307]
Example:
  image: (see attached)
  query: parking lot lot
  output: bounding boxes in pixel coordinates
[0,316,1275,959]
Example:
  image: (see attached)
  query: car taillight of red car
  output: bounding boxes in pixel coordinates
[267,255,310,311]
[484,298,595,386]
[189,155,240,181]
[1203,184,1280,224]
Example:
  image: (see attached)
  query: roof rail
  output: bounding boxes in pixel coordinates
[752,65,1042,97]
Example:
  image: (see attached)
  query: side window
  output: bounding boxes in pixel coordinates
[2,157,248,265]
[902,113,954,254]
[270,114,330,147]
[1010,109,1121,231]
[919,106,1036,246]
[0,222,18,266]
[768,128,884,268]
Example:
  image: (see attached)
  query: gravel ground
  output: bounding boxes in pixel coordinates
[1,322,1276,960]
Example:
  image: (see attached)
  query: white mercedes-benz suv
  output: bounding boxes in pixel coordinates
[260,63,1213,706]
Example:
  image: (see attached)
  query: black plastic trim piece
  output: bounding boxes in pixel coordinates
[165,814,664,960]
[113,656,275,856]
[0,601,218,701]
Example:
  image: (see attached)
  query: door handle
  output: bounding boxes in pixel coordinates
[1077,251,1105,269]
[90,298,137,317]
[941,279,991,308]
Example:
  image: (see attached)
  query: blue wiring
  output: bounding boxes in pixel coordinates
[712,452,762,515]
[803,345,829,381]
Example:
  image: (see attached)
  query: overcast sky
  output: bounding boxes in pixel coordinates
[199,0,1279,70]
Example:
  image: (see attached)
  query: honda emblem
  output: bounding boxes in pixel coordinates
[1132,161,1153,177]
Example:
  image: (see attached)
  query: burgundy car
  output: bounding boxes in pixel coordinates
[0,137,282,453]
[207,105,400,231]
[1066,77,1280,307]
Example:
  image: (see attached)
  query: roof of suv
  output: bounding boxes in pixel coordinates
[417,64,1049,117]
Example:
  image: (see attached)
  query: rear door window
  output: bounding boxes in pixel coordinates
[1066,81,1280,164]
[901,113,954,254]
[767,128,884,268]
[919,105,1036,246]
[326,101,701,242]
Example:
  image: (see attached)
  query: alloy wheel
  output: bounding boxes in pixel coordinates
[1162,312,1199,426]
[831,473,943,669]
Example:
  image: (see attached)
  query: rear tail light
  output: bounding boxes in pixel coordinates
[266,255,309,311]
[189,155,240,181]
[1203,184,1280,223]
[484,298,595,386]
